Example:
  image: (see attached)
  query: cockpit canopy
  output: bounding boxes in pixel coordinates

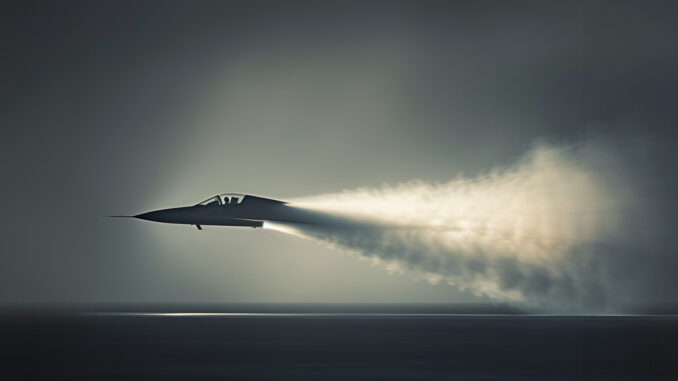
[197,193,246,206]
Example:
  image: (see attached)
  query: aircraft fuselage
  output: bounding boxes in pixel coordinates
[133,194,327,229]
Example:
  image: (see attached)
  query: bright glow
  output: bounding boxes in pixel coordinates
[262,221,306,237]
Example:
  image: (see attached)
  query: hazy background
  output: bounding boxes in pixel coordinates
[2,0,676,304]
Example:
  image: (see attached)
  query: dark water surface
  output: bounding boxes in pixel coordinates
[1,304,676,380]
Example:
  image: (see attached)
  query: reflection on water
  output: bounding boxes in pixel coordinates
[1,304,676,380]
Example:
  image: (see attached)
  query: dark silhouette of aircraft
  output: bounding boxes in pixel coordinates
[114,193,326,230]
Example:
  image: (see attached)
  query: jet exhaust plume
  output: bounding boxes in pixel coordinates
[282,136,677,312]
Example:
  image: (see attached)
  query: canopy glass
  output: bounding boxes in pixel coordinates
[197,193,246,206]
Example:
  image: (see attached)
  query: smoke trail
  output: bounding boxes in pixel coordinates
[278,137,677,312]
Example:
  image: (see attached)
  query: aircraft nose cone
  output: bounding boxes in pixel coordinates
[135,210,166,222]
[134,207,194,224]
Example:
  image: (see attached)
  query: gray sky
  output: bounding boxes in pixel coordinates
[2,0,677,304]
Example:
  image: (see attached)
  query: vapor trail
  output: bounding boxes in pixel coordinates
[274,137,676,312]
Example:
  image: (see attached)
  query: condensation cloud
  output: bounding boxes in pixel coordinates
[268,137,676,312]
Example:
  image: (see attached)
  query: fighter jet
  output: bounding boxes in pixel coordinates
[115,193,324,230]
